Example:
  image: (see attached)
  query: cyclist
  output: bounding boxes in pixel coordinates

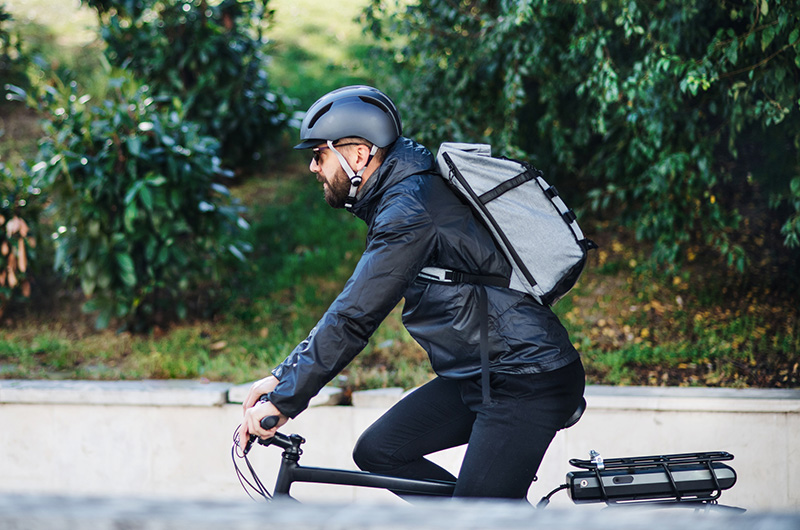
[239,85,585,500]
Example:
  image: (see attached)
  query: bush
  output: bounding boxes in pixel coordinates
[0,162,43,317]
[7,72,250,329]
[0,3,28,93]
[365,1,800,272]
[84,0,293,168]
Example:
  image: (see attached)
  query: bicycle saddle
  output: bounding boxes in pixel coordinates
[562,397,586,430]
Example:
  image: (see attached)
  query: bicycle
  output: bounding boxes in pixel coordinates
[232,396,744,513]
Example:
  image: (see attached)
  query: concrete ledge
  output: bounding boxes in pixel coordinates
[4,379,798,412]
[0,379,231,406]
[227,383,344,408]
[347,385,800,413]
[585,385,800,413]
[1,379,798,509]
[351,386,405,408]
[0,494,797,530]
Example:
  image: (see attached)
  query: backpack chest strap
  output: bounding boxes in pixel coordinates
[418,267,510,288]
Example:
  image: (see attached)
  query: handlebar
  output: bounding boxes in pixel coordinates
[261,415,280,430]
[241,394,282,455]
[242,416,283,455]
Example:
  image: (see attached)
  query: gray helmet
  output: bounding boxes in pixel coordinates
[294,85,402,149]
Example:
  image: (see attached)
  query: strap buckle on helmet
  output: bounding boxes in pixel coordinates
[327,140,379,209]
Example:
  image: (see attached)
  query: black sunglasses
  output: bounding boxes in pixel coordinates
[311,142,365,164]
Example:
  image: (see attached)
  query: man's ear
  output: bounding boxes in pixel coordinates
[353,144,374,171]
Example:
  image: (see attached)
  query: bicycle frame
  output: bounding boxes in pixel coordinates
[240,397,586,500]
[235,399,741,511]
[239,430,742,512]
[263,431,455,499]
[239,397,587,500]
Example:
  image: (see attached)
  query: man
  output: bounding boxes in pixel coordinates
[238,85,585,499]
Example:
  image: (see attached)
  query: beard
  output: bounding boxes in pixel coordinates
[322,166,353,209]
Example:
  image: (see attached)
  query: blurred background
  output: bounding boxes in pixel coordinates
[0,0,798,392]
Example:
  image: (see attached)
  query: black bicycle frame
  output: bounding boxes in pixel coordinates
[262,432,456,498]
[245,424,742,512]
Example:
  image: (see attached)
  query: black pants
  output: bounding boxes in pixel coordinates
[352,359,585,499]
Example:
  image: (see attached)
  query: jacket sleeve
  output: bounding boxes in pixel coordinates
[267,192,436,418]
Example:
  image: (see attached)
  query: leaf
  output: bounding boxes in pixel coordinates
[81,275,96,296]
[146,175,167,186]
[97,271,112,289]
[124,201,137,232]
[4,84,28,102]
[228,244,246,262]
[138,184,154,211]
[127,135,142,157]
[725,39,738,65]
[762,25,777,51]
[115,252,137,287]
[790,177,800,196]
[94,309,111,330]
[18,239,27,273]
[211,183,230,195]
[125,181,143,205]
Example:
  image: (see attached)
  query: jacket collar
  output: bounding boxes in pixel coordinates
[349,137,436,222]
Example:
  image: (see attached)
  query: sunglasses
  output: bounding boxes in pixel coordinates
[311,142,365,164]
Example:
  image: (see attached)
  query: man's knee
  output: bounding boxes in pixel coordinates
[352,428,387,472]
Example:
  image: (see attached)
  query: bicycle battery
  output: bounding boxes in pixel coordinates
[566,451,737,504]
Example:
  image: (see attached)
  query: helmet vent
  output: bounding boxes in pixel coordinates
[308,103,333,129]
[359,96,400,132]
[359,96,386,112]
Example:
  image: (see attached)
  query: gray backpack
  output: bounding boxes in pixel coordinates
[421,142,597,306]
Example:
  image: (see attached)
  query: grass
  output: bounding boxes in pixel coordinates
[1,0,798,390]
[267,0,380,108]
[4,0,96,48]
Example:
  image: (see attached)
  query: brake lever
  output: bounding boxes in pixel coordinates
[243,434,257,455]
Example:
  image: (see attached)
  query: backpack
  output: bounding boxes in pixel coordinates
[421,142,597,306]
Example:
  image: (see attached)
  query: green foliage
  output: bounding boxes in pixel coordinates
[84,0,293,167]
[555,232,800,388]
[6,71,250,330]
[0,3,28,91]
[366,0,800,271]
[0,162,43,314]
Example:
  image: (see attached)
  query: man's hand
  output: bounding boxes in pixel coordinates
[238,376,288,449]
[241,375,280,410]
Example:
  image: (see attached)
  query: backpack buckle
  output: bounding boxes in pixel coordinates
[419,267,458,283]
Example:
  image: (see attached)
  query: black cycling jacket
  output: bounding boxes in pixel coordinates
[268,137,579,418]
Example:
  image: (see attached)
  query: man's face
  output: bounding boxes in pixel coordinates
[310,143,355,209]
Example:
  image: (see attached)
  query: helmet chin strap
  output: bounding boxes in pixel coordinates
[328,140,378,209]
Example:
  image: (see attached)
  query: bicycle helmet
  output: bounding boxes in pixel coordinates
[294,85,402,149]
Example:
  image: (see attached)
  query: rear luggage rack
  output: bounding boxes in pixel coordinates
[566,451,737,505]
